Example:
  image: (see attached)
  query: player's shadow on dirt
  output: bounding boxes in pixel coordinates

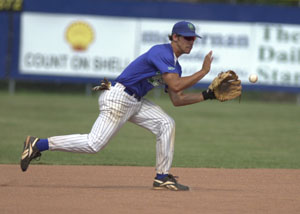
[1,182,148,190]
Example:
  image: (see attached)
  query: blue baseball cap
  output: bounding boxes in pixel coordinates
[172,21,201,38]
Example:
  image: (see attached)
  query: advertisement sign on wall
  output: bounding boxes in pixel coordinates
[20,13,136,78]
[254,23,300,87]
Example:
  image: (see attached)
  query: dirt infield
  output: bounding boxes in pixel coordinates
[0,165,300,214]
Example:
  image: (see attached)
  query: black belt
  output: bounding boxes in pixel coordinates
[112,82,141,101]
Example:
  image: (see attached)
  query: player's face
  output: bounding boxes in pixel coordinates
[173,34,196,55]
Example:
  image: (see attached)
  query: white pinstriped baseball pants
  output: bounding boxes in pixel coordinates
[48,83,175,174]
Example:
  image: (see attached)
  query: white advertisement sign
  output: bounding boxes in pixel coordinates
[254,23,300,86]
[19,12,300,87]
[20,13,136,78]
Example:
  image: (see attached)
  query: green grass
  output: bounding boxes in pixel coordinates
[1,90,300,169]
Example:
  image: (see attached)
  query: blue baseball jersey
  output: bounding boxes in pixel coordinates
[115,43,182,98]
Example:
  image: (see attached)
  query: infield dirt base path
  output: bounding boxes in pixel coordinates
[0,165,300,214]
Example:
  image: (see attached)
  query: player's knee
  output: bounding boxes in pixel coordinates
[163,117,175,131]
[89,147,99,153]
[89,138,108,153]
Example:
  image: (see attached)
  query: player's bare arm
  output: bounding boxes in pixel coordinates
[162,51,213,92]
[168,89,205,106]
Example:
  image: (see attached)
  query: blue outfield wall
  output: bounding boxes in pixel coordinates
[0,12,8,79]
[5,0,300,92]
[22,0,300,24]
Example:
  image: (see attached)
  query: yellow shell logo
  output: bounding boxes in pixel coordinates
[65,21,94,51]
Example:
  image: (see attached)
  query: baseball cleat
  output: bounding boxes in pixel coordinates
[20,136,41,172]
[153,174,189,191]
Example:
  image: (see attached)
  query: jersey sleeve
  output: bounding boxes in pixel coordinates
[148,47,180,75]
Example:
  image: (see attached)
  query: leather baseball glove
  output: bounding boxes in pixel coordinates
[208,70,242,102]
[92,78,111,91]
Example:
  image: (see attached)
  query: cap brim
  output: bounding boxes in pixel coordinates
[178,32,202,38]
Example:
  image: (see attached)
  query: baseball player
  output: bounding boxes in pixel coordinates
[20,21,216,191]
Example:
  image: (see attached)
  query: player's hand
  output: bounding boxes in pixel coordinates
[201,51,213,75]
[92,78,111,91]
